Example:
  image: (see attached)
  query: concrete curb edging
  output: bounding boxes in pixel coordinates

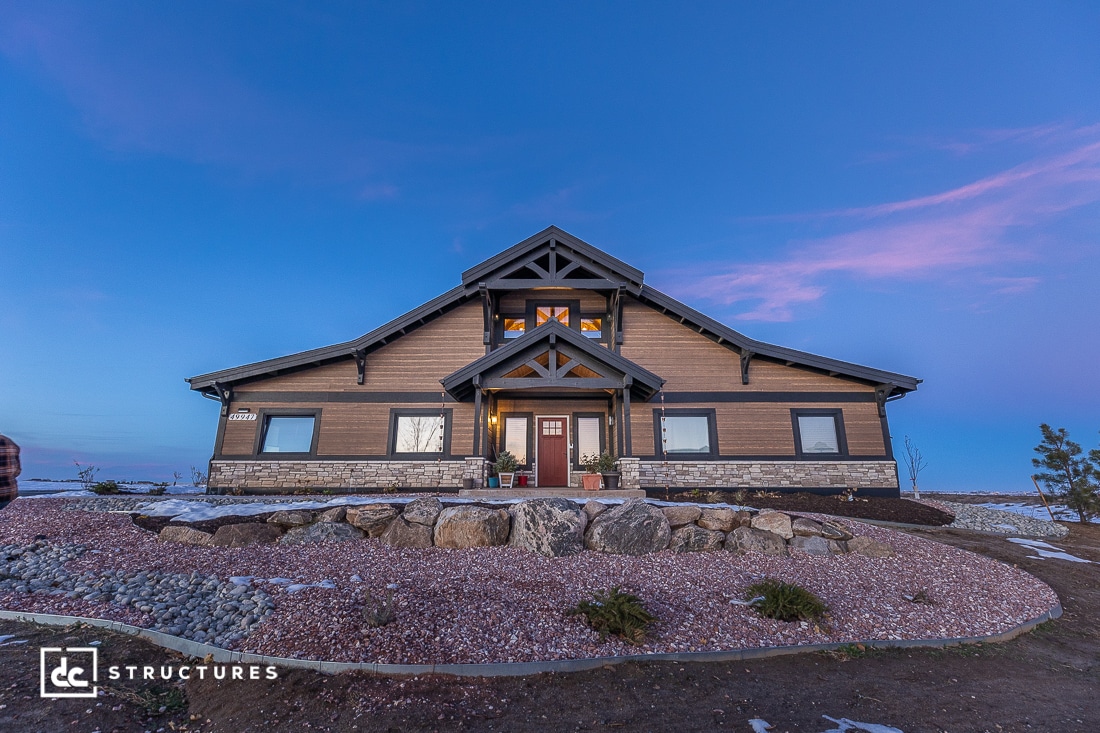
[0,602,1062,678]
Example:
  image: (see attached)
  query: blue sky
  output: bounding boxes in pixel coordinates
[1,2,1098,491]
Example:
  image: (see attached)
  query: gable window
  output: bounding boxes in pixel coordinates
[535,305,569,327]
[390,409,451,456]
[502,317,526,339]
[580,317,603,339]
[791,409,848,457]
[260,414,317,454]
[654,409,719,459]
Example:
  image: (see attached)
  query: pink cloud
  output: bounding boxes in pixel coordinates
[673,127,1100,321]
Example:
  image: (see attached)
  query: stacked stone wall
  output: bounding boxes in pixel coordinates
[636,460,898,490]
[209,460,467,491]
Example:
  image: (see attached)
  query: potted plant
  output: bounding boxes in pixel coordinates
[581,454,603,491]
[596,451,620,490]
[495,451,519,489]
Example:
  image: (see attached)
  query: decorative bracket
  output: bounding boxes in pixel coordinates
[740,350,755,385]
[212,381,232,416]
[874,384,896,418]
[354,350,367,385]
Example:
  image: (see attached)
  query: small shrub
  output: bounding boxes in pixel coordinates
[73,461,99,490]
[382,480,399,494]
[363,587,396,628]
[568,587,656,645]
[744,579,828,623]
[190,466,208,487]
[148,482,168,496]
[90,480,120,495]
[495,450,520,474]
[903,589,935,605]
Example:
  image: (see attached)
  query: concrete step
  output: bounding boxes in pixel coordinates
[458,489,646,499]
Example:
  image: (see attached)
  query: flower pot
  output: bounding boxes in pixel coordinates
[499,472,515,489]
[461,478,475,490]
[488,477,500,488]
[517,474,529,487]
[582,473,603,491]
[601,472,621,490]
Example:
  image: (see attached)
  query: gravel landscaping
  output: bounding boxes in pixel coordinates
[923,499,1070,538]
[0,497,1059,667]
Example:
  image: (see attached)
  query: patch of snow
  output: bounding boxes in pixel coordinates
[1008,537,1093,563]
[821,716,904,733]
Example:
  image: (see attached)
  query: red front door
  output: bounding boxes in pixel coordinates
[537,417,569,487]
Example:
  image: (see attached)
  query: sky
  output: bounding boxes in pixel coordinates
[1,2,1098,492]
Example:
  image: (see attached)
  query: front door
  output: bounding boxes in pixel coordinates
[536,417,569,487]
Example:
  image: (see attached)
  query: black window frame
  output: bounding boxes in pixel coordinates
[653,408,719,459]
[572,412,608,469]
[498,411,534,469]
[254,408,322,456]
[526,299,581,332]
[790,408,848,458]
[388,408,454,459]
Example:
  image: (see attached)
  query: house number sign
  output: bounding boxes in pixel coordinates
[228,413,257,421]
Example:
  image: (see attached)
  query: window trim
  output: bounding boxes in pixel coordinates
[653,408,719,459]
[790,408,848,458]
[525,299,581,333]
[254,408,322,456]
[572,412,608,469]
[499,411,534,469]
[388,408,453,458]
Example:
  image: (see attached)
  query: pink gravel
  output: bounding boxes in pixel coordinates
[0,499,1059,665]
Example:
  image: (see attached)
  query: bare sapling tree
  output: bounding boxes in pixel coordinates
[1032,424,1100,523]
[73,460,99,491]
[190,466,208,487]
[902,436,927,500]
[171,471,183,486]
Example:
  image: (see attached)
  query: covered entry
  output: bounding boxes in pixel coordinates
[442,320,664,486]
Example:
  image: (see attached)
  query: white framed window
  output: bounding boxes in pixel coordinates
[576,416,601,460]
[504,416,529,464]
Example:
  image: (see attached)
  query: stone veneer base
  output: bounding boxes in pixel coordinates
[208,458,898,493]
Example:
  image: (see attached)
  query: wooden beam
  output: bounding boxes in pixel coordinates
[623,378,633,457]
[740,350,754,385]
[481,377,625,390]
[473,376,482,456]
[483,277,622,290]
[354,350,367,385]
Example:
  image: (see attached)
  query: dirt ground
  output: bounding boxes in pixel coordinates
[1,523,1096,733]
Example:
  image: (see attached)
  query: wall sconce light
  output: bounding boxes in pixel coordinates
[608,415,615,427]
[489,414,498,425]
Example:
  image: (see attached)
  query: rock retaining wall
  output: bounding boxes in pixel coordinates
[209,460,469,491]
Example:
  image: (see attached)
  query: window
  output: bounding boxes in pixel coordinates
[535,305,569,327]
[654,409,719,458]
[390,410,450,455]
[503,317,526,339]
[580,317,603,339]
[575,416,602,461]
[503,416,529,464]
[260,416,316,453]
[791,410,847,457]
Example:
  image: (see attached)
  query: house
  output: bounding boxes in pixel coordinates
[187,227,920,496]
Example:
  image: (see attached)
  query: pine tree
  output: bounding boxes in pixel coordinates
[1032,424,1100,523]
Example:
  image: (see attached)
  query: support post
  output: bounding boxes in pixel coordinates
[472,376,482,457]
[622,377,633,457]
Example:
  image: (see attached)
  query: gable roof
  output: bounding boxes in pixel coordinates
[442,319,664,402]
[187,226,920,395]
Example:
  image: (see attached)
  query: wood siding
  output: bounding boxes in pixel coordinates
[619,298,873,393]
[631,400,885,457]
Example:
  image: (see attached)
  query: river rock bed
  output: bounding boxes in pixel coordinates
[0,498,1059,665]
[0,540,274,645]
[924,500,1069,538]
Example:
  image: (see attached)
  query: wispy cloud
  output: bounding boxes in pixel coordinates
[669,126,1100,321]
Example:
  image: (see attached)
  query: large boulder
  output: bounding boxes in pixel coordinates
[662,505,702,528]
[380,517,434,548]
[726,526,789,557]
[847,536,895,558]
[316,506,347,523]
[402,497,443,526]
[267,510,314,527]
[750,510,794,540]
[789,535,846,556]
[211,523,283,547]
[433,506,511,549]
[791,517,824,537]
[158,526,213,546]
[697,507,737,532]
[584,499,671,555]
[668,524,725,553]
[508,498,588,557]
[279,522,364,545]
[582,500,608,521]
[346,504,399,538]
